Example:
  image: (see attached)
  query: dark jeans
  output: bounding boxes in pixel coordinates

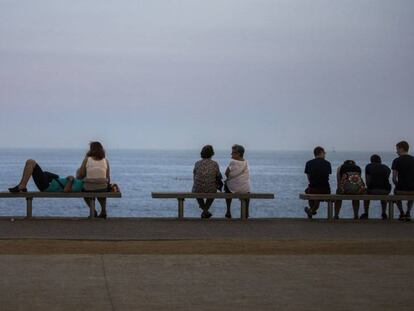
[305,187,331,212]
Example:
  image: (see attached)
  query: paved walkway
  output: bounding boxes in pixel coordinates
[0,254,413,311]
[0,219,413,310]
[0,218,412,241]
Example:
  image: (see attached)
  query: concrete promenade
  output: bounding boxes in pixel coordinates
[0,218,413,310]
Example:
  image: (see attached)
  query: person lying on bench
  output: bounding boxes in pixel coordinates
[8,159,83,193]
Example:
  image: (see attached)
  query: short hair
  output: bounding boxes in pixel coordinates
[313,146,325,157]
[232,144,245,157]
[344,160,355,166]
[370,154,382,164]
[87,141,106,160]
[396,141,409,152]
[200,145,214,159]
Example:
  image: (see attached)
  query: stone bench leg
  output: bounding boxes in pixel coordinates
[89,198,96,219]
[26,197,33,218]
[388,201,394,220]
[240,199,248,220]
[177,198,184,219]
[327,201,333,221]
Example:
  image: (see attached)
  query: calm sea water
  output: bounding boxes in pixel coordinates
[0,149,398,218]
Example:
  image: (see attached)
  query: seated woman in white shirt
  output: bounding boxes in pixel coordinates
[224,144,251,219]
[77,142,111,219]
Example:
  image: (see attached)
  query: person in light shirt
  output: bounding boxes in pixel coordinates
[77,141,111,219]
[224,144,251,219]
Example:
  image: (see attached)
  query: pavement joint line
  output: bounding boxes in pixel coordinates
[100,255,116,311]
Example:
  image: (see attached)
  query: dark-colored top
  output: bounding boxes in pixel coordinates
[365,163,391,191]
[192,159,222,193]
[305,158,332,189]
[339,163,361,178]
[392,154,414,191]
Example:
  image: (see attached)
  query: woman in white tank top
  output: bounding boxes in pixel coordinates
[77,142,111,219]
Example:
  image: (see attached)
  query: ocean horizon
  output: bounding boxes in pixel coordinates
[0,148,399,219]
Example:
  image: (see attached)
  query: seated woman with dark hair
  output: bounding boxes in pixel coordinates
[8,159,83,193]
[77,141,111,219]
[335,160,365,219]
[192,145,223,219]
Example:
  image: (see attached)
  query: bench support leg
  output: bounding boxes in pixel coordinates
[26,198,33,219]
[241,199,248,220]
[89,198,96,219]
[388,201,394,220]
[177,199,184,219]
[327,201,333,221]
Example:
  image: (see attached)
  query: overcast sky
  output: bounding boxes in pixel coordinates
[0,0,413,151]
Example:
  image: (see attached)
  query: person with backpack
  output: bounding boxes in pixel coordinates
[334,160,365,219]
[392,141,414,222]
[361,155,391,220]
[8,159,83,193]
[304,146,332,219]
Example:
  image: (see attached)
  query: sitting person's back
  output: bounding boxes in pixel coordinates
[192,158,221,193]
[365,155,391,193]
[77,142,110,191]
[226,159,250,193]
[192,145,222,219]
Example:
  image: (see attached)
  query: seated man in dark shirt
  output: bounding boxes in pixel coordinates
[304,146,332,219]
[392,141,414,221]
[361,154,391,220]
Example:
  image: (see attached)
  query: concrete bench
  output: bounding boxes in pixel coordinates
[299,193,414,220]
[0,192,122,219]
[151,192,275,220]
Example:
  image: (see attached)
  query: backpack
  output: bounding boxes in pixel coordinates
[339,172,366,194]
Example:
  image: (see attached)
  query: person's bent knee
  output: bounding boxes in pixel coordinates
[26,159,36,166]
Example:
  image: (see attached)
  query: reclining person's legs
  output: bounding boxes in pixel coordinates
[9,160,53,192]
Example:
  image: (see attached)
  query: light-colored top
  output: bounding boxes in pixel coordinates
[86,157,108,179]
[192,159,222,193]
[77,157,110,191]
[226,159,251,193]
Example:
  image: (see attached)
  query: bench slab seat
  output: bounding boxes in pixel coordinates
[152,192,275,220]
[0,192,122,218]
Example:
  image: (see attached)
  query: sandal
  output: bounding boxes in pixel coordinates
[8,185,27,193]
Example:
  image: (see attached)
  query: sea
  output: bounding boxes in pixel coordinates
[0,149,398,219]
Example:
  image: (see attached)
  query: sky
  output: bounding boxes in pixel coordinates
[0,0,413,151]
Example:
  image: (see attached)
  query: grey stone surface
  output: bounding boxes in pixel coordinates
[0,254,412,311]
[0,218,412,241]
